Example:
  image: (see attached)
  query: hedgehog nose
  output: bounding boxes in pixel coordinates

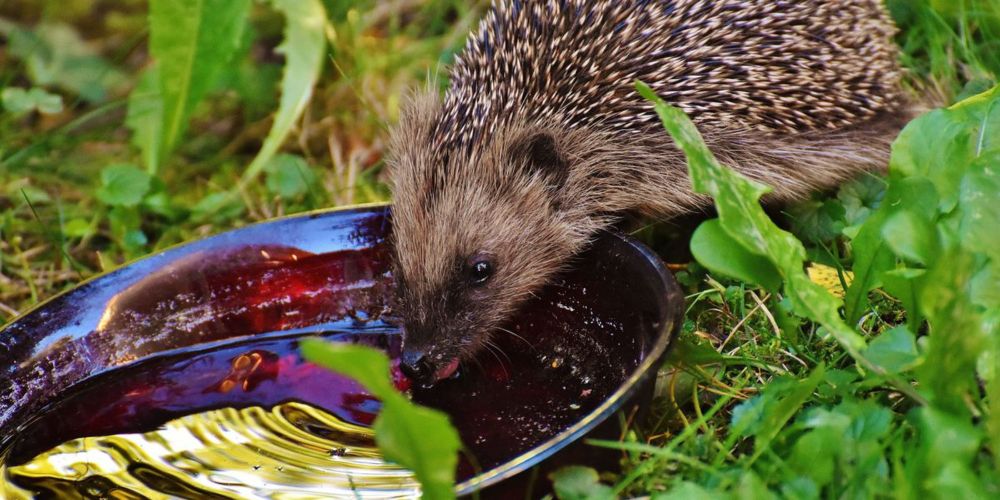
[399,349,433,381]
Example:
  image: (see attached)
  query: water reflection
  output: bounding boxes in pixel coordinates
[3,402,419,499]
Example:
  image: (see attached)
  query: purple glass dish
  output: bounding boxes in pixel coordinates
[0,204,682,497]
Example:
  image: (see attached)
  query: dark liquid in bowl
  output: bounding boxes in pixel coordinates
[0,209,667,498]
[2,284,640,497]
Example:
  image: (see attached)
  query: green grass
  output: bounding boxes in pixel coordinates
[1,1,998,498]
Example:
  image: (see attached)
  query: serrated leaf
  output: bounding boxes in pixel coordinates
[149,0,250,168]
[241,0,327,185]
[550,466,615,500]
[637,81,868,360]
[300,339,461,500]
[96,164,151,207]
[690,219,781,290]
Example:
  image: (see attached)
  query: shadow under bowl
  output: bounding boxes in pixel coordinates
[0,204,682,497]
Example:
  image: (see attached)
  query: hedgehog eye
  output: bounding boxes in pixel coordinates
[466,255,495,287]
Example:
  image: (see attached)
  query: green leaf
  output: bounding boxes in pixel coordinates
[63,218,92,238]
[123,229,149,251]
[300,339,461,500]
[148,0,251,168]
[299,340,396,399]
[126,67,164,174]
[665,335,726,366]
[1,86,63,115]
[96,164,152,207]
[736,472,778,500]
[731,366,825,451]
[864,326,920,374]
[550,466,615,500]
[191,191,245,224]
[890,85,1000,211]
[265,154,317,198]
[844,177,939,324]
[1,87,34,114]
[916,250,988,414]
[837,174,886,228]
[756,365,826,449]
[882,210,938,265]
[240,0,327,186]
[914,407,985,496]
[29,87,63,114]
[636,81,870,362]
[107,206,147,258]
[787,198,847,244]
[11,183,52,204]
[969,260,1000,313]
[374,400,461,500]
[690,219,781,290]
[949,83,1000,154]
[890,113,973,213]
[789,426,840,487]
[957,160,1000,261]
[1,22,126,102]
[881,269,926,331]
[655,482,717,500]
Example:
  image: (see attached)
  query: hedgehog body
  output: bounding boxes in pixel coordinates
[389,0,907,382]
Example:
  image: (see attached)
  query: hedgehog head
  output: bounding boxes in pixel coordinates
[387,94,594,385]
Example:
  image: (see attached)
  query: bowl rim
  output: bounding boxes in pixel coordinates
[0,202,682,495]
[0,201,393,329]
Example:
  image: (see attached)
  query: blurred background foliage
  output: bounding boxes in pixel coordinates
[0,0,485,319]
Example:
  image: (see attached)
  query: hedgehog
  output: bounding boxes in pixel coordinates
[388,0,908,383]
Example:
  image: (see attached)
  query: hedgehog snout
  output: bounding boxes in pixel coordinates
[400,320,466,385]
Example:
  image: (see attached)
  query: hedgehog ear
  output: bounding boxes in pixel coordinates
[514,132,568,190]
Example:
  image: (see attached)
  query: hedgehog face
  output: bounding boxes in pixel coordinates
[389,123,579,385]
[391,182,572,385]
